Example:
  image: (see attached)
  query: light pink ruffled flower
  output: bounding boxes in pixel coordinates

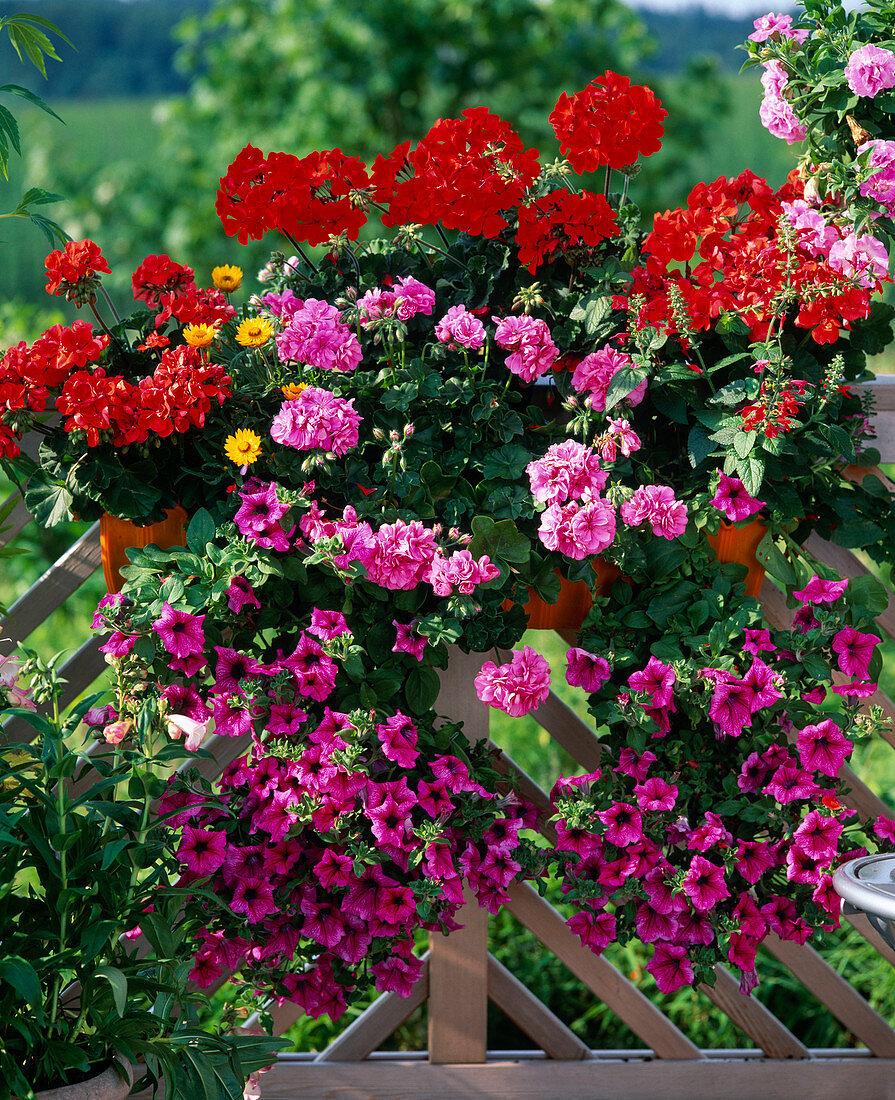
[435,304,486,349]
[845,44,895,99]
[620,485,687,539]
[857,139,895,214]
[394,276,435,320]
[276,297,362,372]
[538,499,616,559]
[492,315,558,382]
[749,12,807,43]
[759,94,807,145]
[828,232,889,288]
[475,645,551,717]
[527,439,607,504]
[425,549,500,596]
[780,199,838,257]
[270,386,361,456]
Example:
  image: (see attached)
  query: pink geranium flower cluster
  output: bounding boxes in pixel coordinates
[620,484,688,539]
[527,439,607,504]
[492,315,559,382]
[275,297,362,372]
[270,385,361,456]
[435,304,486,349]
[358,276,436,324]
[571,346,647,411]
[475,645,551,717]
[856,140,895,218]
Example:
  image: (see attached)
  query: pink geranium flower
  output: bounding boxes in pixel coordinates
[435,304,485,349]
[571,346,646,410]
[475,646,551,717]
[710,473,765,522]
[845,44,895,99]
[492,314,558,382]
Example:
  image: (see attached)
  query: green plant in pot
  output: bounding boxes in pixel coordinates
[0,646,285,1099]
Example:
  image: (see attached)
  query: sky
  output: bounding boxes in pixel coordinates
[626,0,792,12]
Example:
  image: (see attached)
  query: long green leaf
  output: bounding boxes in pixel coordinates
[0,82,64,123]
[92,965,128,1017]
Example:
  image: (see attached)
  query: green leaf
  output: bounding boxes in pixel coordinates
[468,515,530,565]
[480,443,530,481]
[93,966,127,1017]
[733,430,757,460]
[604,366,649,412]
[24,477,72,526]
[755,531,796,586]
[734,454,765,497]
[0,956,43,1017]
[844,574,890,617]
[404,666,441,713]
[186,507,215,554]
[687,425,716,469]
[569,295,612,336]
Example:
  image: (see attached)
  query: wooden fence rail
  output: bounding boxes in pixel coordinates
[4,378,895,1097]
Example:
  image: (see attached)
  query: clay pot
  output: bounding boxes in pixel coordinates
[706,517,767,598]
[521,559,621,631]
[27,1059,134,1100]
[100,506,188,593]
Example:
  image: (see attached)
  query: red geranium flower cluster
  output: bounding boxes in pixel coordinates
[0,321,110,456]
[132,253,236,330]
[45,239,111,303]
[549,70,667,173]
[217,145,370,247]
[371,107,541,238]
[56,345,231,447]
[515,188,620,272]
[621,170,872,345]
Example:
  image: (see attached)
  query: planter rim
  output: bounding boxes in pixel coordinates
[25,1058,134,1100]
[832,854,895,920]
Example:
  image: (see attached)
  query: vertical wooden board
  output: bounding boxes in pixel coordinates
[428,887,489,1064]
[437,648,490,742]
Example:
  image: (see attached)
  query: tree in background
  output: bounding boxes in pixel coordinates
[26,0,725,290]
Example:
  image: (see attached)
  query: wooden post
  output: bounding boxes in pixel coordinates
[428,650,491,1063]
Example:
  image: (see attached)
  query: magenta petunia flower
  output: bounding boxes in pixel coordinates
[735,840,776,885]
[152,602,206,658]
[740,657,782,713]
[764,763,819,803]
[376,711,419,768]
[229,880,279,924]
[845,44,895,99]
[177,826,228,876]
[793,810,843,862]
[647,943,695,993]
[711,472,765,522]
[392,620,427,662]
[633,776,677,812]
[682,855,729,911]
[308,607,349,640]
[795,719,853,777]
[213,646,263,695]
[226,575,260,613]
[628,656,675,708]
[831,679,877,699]
[566,909,616,954]
[566,647,611,691]
[742,628,775,655]
[597,801,643,847]
[831,626,879,680]
[793,574,848,604]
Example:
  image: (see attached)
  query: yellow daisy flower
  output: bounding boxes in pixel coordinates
[212,264,244,293]
[183,322,218,348]
[235,316,274,347]
[282,382,309,399]
[224,428,262,466]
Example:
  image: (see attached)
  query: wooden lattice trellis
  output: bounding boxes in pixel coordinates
[4,379,895,1099]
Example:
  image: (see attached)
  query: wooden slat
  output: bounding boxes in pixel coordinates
[315,956,430,1062]
[0,492,31,548]
[487,954,590,1061]
[699,966,809,1059]
[528,689,602,773]
[854,376,895,410]
[254,1055,895,1100]
[506,882,703,1060]
[804,532,895,638]
[0,522,101,645]
[764,932,895,1057]
[429,887,488,1064]
[845,909,895,970]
